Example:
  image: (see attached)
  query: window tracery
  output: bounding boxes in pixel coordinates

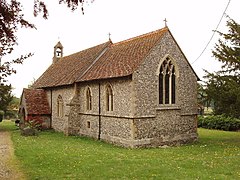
[159,57,176,105]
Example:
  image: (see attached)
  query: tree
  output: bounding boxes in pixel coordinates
[204,72,240,118]
[5,96,19,119]
[0,0,87,83]
[204,18,240,118]
[0,0,35,83]
[197,82,212,115]
[212,18,240,74]
[0,84,13,115]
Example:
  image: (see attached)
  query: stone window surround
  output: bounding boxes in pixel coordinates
[57,95,64,117]
[86,86,92,111]
[156,54,179,108]
[87,121,91,128]
[106,83,114,111]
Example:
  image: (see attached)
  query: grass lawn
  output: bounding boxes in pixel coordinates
[1,120,240,179]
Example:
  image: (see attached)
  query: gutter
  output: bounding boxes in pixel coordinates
[50,89,53,128]
[98,83,101,140]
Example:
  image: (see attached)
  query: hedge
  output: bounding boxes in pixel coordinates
[198,115,240,131]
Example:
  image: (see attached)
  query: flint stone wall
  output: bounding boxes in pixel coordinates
[133,111,197,147]
[47,30,198,148]
[129,30,198,147]
[48,86,75,132]
[65,78,134,140]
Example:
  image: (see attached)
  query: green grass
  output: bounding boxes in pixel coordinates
[1,121,240,179]
[0,119,18,131]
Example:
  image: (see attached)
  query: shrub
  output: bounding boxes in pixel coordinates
[198,115,240,131]
[20,120,40,136]
[26,116,44,130]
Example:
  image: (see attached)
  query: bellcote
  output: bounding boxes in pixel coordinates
[53,41,63,63]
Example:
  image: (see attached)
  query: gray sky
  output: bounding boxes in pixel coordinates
[4,0,239,97]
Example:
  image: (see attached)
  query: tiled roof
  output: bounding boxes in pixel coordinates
[23,89,50,115]
[33,27,168,88]
[33,41,111,88]
[80,28,168,81]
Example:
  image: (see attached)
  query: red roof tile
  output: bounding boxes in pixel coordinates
[33,41,111,88]
[33,27,168,88]
[23,89,50,115]
[80,28,167,81]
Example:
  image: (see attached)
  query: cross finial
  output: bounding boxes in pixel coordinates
[108,32,111,41]
[164,18,167,27]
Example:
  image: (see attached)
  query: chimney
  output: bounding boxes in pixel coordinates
[53,41,63,64]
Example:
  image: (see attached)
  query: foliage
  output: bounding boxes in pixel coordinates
[0,84,18,120]
[204,18,240,118]
[0,84,13,113]
[20,119,42,136]
[4,110,17,119]
[58,0,86,12]
[25,115,50,130]
[7,123,240,179]
[0,0,88,82]
[0,110,3,122]
[0,119,17,131]
[197,82,212,115]
[198,115,240,131]
[4,96,19,119]
[25,117,42,130]
[212,18,240,74]
[0,0,34,83]
[33,0,87,18]
[204,73,240,118]
[27,78,36,88]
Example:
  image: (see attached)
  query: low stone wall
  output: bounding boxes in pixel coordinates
[132,110,198,147]
[52,117,66,132]
[64,108,198,148]
[101,116,132,139]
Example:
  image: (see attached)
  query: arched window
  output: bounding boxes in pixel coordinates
[86,87,92,110]
[106,84,113,111]
[159,57,176,105]
[57,95,64,117]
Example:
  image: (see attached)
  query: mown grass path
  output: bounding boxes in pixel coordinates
[0,121,25,180]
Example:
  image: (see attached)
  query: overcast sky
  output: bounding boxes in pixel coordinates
[4,0,239,97]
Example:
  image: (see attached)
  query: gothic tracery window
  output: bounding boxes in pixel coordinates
[57,95,64,117]
[86,87,92,110]
[106,84,113,111]
[159,57,176,105]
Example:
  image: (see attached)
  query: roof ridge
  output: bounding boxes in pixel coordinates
[32,26,171,88]
[112,27,168,46]
[62,41,111,59]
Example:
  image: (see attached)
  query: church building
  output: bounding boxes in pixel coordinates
[19,27,199,147]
